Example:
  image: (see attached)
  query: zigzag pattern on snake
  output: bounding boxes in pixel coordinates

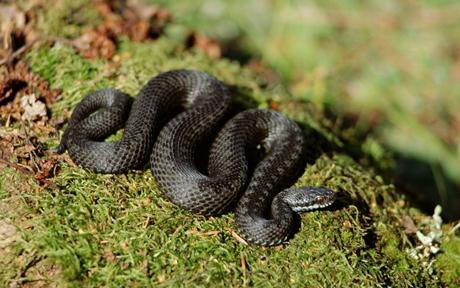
[55,69,335,246]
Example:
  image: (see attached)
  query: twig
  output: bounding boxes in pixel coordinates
[0,36,79,66]
[0,39,38,66]
[450,222,460,235]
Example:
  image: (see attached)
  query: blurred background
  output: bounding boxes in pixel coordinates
[149,0,460,220]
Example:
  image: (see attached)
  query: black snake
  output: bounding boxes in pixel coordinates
[55,69,335,246]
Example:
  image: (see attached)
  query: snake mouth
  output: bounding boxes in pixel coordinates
[292,201,334,213]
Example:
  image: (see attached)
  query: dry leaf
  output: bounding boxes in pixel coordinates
[186,32,222,59]
[402,215,418,235]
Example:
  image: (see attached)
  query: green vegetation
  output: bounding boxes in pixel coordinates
[436,233,460,287]
[36,0,101,38]
[1,0,459,286]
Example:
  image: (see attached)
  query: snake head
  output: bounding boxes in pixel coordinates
[283,186,335,213]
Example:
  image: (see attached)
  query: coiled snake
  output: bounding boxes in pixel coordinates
[55,69,335,246]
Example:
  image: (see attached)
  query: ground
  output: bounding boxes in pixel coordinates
[0,0,459,287]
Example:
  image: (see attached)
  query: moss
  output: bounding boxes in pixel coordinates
[27,44,109,119]
[0,6,449,287]
[12,39,440,286]
[0,168,42,286]
[36,0,101,38]
[0,170,8,200]
[435,235,460,287]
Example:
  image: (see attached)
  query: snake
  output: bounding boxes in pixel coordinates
[55,69,335,246]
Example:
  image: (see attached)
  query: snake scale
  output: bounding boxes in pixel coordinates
[55,69,335,246]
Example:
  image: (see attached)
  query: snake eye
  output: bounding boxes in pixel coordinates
[315,196,326,204]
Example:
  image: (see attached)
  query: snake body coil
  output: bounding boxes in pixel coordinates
[56,69,334,246]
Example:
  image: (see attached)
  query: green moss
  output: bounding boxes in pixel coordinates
[17,150,439,286]
[435,235,460,287]
[0,168,40,286]
[27,44,109,118]
[1,9,447,287]
[36,0,101,38]
[0,169,8,200]
[17,40,443,286]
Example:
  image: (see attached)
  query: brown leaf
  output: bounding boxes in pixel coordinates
[73,29,117,60]
[186,32,222,59]
[15,143,36,159]
[92,0,171,42]
[402,215,418,235]
[103,250,118,264]
[35,158,58,184]
[128,20,150,42]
